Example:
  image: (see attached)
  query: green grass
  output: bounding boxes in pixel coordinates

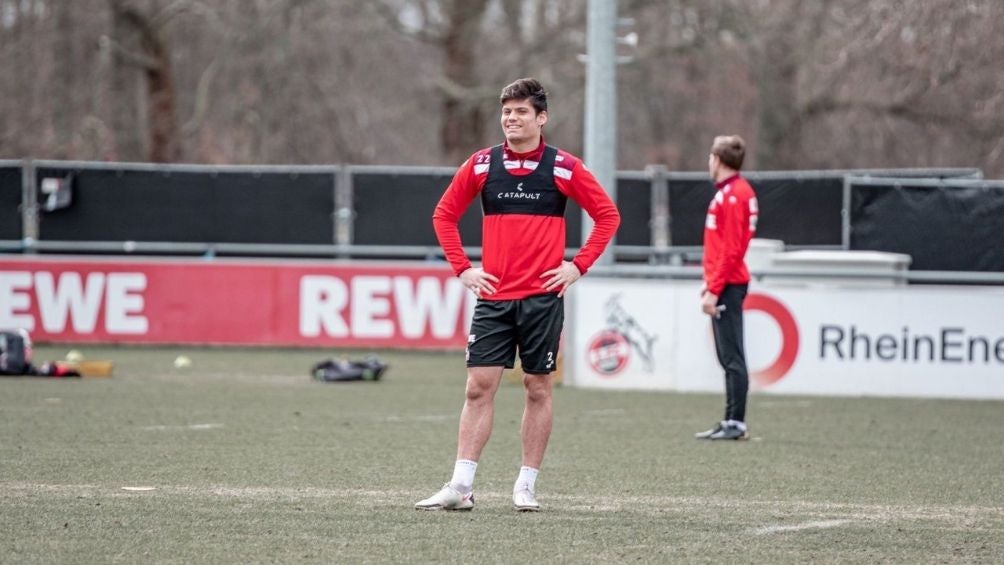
[2,345,1002,564]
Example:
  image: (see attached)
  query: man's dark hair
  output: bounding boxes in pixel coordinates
[711,135,746,170]
[500,78,548,114]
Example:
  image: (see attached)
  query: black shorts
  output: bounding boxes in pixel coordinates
[467,293,564,374]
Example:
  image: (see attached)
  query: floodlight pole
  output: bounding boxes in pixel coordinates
[583,0,617,266]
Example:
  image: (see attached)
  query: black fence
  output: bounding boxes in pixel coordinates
[34,166,335,245]
[0,163,21,240]
[848,177,1004,271]
[0,159,989,267]
[343,167,651,249]
[666,174,846,247]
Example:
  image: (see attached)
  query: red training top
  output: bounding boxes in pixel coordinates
[702,174,758,296]
[433,139,620,300]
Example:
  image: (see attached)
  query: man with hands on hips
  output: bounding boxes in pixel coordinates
[416,77,619,512]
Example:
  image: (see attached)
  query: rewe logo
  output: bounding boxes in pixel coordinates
[299,275,474,340]
[0,271,149,334]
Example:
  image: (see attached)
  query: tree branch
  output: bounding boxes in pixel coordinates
[98,34,160,70]
[181,57,217,136]
[369,1,443,44]
[434,75,497,104]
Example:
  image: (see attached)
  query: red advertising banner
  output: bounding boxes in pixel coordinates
[0,257,473,349]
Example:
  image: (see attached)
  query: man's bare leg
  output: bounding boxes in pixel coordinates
[414,366,504,511]
[512,372,552,511]
[457,366,505,461]
[520,373,553,468]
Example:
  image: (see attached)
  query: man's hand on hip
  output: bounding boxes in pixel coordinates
[540,261,581,297]
[460,267,499,296]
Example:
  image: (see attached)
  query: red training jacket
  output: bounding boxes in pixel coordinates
[703,174,758,296]
[433,139,620,300]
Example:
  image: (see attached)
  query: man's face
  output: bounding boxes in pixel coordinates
[708,152,719,179]
[501,99,547,146]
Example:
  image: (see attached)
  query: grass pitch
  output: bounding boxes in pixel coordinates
[1,345,1002,564]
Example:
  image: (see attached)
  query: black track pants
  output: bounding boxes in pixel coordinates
[712,284,749,422]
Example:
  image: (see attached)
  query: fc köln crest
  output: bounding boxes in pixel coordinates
[586,294,658,376]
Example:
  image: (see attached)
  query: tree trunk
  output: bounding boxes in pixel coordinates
[439,0,490,164]
[754,35,799,170]
[110,0,180,163]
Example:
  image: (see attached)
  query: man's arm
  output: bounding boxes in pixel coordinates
[560,160,621,274]
[706,195,749,296]
[432,157,481,276]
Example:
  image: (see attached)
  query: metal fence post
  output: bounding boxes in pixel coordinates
[335,166,354,259]
[646,164,670,264]
[842,175,852,250]
[20,159,38,253]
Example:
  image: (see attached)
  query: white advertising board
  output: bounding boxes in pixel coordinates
[569,279,1004,400]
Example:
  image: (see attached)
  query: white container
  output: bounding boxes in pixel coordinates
[745,238,785,272]
[766,250,912,287]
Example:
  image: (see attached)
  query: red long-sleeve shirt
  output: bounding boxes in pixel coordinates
[703,174,758,295]
[433,139,620,300]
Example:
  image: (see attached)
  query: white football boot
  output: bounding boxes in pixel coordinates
[414,483,474,511]
[512,487,540,512]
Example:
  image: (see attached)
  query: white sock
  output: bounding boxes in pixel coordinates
[514,466,538,493]
[726,419,747,432]
[450,460,477,493]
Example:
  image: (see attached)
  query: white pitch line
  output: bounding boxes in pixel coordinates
[381,415,455,423]
[752,519,855,535]
[139,423,224,431]
[581,408,627,417]
[2,482,1003,525]
[757,400,813,408]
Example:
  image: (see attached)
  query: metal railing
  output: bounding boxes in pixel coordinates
[0,159,992,275]
[591,264,1004,285]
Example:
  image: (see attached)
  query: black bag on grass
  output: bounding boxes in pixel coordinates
[0,330,80,378]
[0,330,31,375]
[312,357,387,382]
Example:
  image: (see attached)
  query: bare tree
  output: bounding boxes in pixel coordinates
[618,0,756,168]
[105,0,185,162]
[745,0,1004,173]
[374,0,495,163]
[0,0,1002,178]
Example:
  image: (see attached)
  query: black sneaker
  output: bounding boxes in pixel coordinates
[694,422,724,439]
[708,424,749,441]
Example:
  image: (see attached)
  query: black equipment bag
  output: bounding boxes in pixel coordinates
[312,357,388,382]
[0,330,80,377]
[0,330,31,375]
